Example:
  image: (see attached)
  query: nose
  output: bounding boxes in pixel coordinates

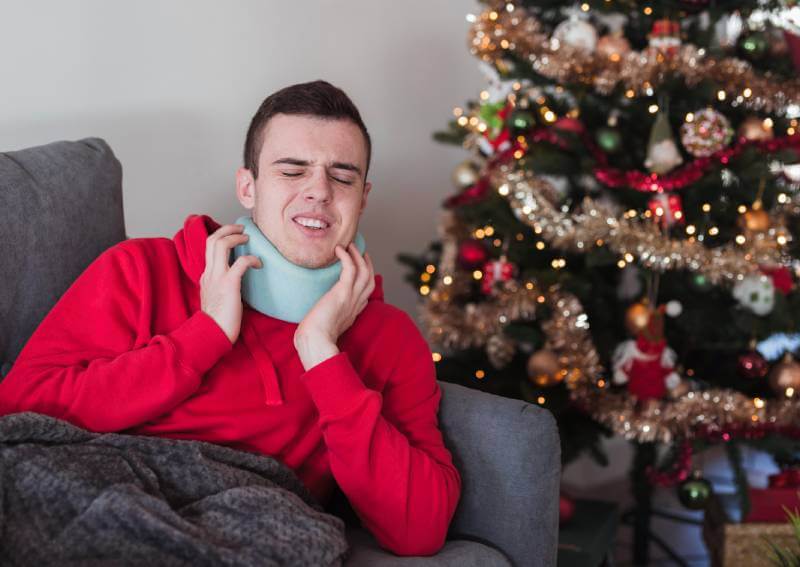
[302,167,333,204]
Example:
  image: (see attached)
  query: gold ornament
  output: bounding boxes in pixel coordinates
[452,160,481,189]
[625,301,652,335]
[486,333,516,369]
[597,35,631,61]
[769,353,800,397]
[526,349,563,387]
[737,116,774,142]
[739,199,771,233]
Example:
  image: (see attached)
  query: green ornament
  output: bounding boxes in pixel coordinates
[596,127,623,153]
[692,273,711,291]
[677,473,712,510]
[739,32,768,60]
[511,110,536,133]
[479,101,507,136]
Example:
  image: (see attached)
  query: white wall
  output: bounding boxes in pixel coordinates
[0,0,485,319]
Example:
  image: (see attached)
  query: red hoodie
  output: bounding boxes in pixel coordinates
[0,214,461,556]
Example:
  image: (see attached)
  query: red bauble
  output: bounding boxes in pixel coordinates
[457,239,490,271]
[738,350,769,379]
[553,117,585,135]
[559,493,576,525]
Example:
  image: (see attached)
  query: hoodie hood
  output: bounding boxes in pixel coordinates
[173,213,384,302]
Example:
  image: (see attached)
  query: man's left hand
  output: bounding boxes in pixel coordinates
[294,243,375,370]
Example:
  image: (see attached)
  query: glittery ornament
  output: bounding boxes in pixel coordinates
[457,239,490,271]
[645,111,684,175]
[452,160,481,189]
[553,18,598,52]
[738,341,769,379]
[596,34,631,61]
[481,256,517,295]
[680,108,734,158]
[677,472,712,510]
[769,353,800,397]
[737,116,774,142]
[527,349,562,387]
[486,333,516,370]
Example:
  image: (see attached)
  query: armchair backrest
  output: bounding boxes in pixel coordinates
[0,138,126,376]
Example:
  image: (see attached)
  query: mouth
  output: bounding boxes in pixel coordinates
[292,216,332,239]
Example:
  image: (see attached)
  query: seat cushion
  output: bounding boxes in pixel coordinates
[343,527,513,567]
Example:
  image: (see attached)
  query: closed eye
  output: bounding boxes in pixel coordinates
[281,171,353,185]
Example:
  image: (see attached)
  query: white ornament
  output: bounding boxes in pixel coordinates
[733,274,776,316]
[713,12,743,49]
[553,18,598,52]
[665,300,683,318]
[644,139,684,175]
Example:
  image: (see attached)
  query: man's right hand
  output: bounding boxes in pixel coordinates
[200,223,262,344]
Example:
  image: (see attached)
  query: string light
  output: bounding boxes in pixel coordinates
[735,235,746,245]
[425,264,436,274]
[475,369,486,379]
[648,104,659,114]
[432,352,442,362]
[537,396,546,404]
[420,285,430,295]
[443,275,453,285]
[472,270,483,279]
[702,203,712,213]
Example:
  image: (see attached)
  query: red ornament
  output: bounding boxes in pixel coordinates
[649,19,681,56]
[559,493,576,525]
[443,178,491,209]
[784,30,800,73]
[647,192,685,227]
[760,265,793,295]
[481,256,517,295]
[553,117,586,135]
[457,239,490,271]
[737,350,769,379]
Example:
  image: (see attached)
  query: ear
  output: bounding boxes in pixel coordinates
[236,167,256,209]
[359,181,372,214]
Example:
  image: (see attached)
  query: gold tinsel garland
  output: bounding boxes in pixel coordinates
[469,3,800,115]
[491,163,791,286]
[420,175,800,443]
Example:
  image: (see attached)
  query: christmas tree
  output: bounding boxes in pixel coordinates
[398,0,800,548]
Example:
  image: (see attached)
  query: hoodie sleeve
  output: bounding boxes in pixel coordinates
[298,311,461,556]
[0,243,233,432]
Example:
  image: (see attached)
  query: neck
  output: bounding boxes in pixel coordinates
[230,215,366,323]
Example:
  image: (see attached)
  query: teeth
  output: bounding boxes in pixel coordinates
[295,217,329,229]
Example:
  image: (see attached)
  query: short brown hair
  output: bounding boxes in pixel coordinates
[243,80,372,180]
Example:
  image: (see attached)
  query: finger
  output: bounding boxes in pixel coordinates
[336,245,356,289]
[349,243,370,293]
[205,224,244,273]
[355,251,376,304]
[228,255,262,280]
[214,233,250,276]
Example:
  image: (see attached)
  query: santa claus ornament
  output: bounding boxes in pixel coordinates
[613,301,683,401]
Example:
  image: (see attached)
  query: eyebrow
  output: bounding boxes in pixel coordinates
[271,157,362,178]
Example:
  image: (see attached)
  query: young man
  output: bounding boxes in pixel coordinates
[0,81,461,556]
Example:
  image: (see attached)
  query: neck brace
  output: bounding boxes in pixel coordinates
[230,215,366,323]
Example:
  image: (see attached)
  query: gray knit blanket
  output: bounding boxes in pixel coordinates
[0,412,349,566]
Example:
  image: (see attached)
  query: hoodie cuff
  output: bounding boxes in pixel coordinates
[169,310,234,376]
[300,351,372,417]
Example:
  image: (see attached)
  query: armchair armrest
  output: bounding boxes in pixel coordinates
[438,380,561,567]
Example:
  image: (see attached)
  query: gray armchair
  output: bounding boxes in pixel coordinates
[0,138,560,567]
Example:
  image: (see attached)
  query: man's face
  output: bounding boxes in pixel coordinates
[236,113,371,268]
